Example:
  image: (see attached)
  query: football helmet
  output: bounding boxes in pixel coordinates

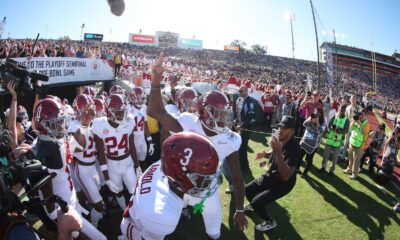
[82,86,97,97]
[177,88,198,113]
[198,91,233,133]
[94,98,106,118]
[161,132,219,198]
[106,94,128,125]
[129,87,145,108]
[34,98,68,139]
[109,85,124,95]
[73,94,95,122]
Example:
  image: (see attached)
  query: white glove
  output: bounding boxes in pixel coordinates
[106,180,120,193]
[136,167,143,179]
[148,143,155,156]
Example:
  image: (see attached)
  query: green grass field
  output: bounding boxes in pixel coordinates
[170,129,400,240]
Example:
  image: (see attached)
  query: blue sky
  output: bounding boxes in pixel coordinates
[0,0,399,61]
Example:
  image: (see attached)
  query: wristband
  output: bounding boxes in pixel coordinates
[146,136,152,141]
[100,164,108,171]
[236,209,244,213]
[48,209,57,220]
[151,86,161,91]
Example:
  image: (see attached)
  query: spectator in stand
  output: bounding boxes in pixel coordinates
[228,73,238,85]
[281,91,296,120]
[295,92,308,137]
[359,123,386,173]
[344,108,370,180]
[261,91,274,131]
[75,46,84,58]
[300,91,324,118]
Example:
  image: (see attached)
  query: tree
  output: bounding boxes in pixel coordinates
[230,40,248,53]
[251,44,267,55]
[58,35,71,41]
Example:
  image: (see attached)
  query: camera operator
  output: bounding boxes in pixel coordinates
[321,105,349,174]
[245,116,300,232]
[298,113,324,178]
[376,125,400,184]
[359,123,386,173]
[344,108,370,180]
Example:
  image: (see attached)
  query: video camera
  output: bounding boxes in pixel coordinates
[0,58,49,95]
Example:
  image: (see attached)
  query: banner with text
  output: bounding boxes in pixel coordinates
[224,45,240,52]
[326,49,334,87]
[8,57,114,85]
[129,34,156,46]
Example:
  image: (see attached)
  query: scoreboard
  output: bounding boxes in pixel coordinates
[84,33,103,42]
[155,31,179,48]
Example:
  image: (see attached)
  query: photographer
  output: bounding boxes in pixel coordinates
[245,116,300,232]
[344,108,370,180]
[321,105,349,174]
[376,125,400,184]
[298,113,324,178]
[359,123,386,173]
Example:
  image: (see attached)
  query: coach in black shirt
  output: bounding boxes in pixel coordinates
[245,116,300,232]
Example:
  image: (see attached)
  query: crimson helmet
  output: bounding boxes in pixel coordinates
[93,98,106,118]
[17,105,29,124]
[34,98,68,138]
[198,91,233,133]
[109,85,124,95]
[177,88,198,113]
[129,87,145,107]
[161,132,219,198]
[173,88,183,103]
[46,95,62,105]
[106,94,128,125]
[82,86,97,97]
[73,94,95,121]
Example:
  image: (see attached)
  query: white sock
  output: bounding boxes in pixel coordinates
[90,208,103,227]
[116,195,126,210]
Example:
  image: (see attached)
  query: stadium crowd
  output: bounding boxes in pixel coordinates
[1,38,400,239]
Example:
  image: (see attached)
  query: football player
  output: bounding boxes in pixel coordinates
[120,132,219,240]
[148,53,248,239]
[128,87,154,170]
[92,94,140,210]
[34,97,106,240]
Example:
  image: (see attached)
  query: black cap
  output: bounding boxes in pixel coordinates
[277,116,296,129]
[379,123,386,130]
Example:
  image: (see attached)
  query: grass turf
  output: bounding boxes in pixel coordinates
[169,129,400,240]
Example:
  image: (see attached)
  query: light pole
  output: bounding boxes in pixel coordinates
[284,11,296,59]
[80,23,85,41]
[0,17,6,39]
[310,0,321,91]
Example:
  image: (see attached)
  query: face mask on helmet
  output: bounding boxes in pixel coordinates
[42,115,68,139]
[131,94,145,107]
[180,99,198,113]
[186,171,220,198]
[109,107,127,125]
[203,105,233,133]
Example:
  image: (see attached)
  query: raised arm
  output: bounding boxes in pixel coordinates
[6,81,18,150]
[147,52,182,133]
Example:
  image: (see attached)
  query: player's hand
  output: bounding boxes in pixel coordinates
[106,180,120,194]
[57,207,82,240]
[148,143,155,156]
[136,167,143,179]
[151,52,164,87]
[233,211,248,231]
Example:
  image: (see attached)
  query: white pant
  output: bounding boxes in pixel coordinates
[68,163,81,192]
[120,217,164,240]
[134,134,147,161]
[74,164,102,204]
[188,188,222,238]
[107,156,137,194]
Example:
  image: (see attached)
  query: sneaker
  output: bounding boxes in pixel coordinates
[255,218,277,232]
[393,203,400,213]
[350,174,358,180]
[244,204,254,212]
[225,185,233,194]
[343,168,352,174]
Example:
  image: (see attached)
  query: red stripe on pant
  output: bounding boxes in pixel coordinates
[75,164,95,204]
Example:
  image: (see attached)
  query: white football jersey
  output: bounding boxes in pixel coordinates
[91,117,135,158]
[124,161,184,239]
[73,126,97,163]
[128,104,147,136]
[165,104,181,118]
[177,112,241,165]
[68,119,80,135]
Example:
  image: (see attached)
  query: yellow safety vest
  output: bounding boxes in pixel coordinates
[324,116,347,148]
[350,120,368,148]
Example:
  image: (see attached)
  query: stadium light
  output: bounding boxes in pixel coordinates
[284,11,296,58]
